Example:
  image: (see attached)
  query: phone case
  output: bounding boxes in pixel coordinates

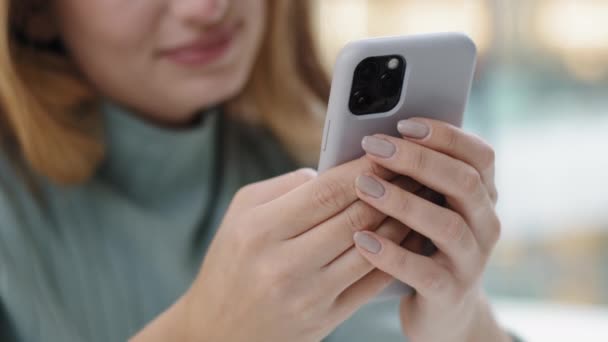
[318,32,477,300]
[319,32,477,171]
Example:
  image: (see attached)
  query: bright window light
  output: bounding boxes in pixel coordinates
[536,0,608,52]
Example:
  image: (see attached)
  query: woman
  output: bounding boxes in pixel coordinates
[0,0,512,341]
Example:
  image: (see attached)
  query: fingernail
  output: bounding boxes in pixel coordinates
[354,231,382,254]
[356,175,385,198]
[398,120,429,139]
[362,136,395,158]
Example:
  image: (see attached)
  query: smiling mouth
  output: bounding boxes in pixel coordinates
[160,21,242,67]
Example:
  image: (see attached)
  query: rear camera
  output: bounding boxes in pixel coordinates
[358,61,378,82]
[380,73,400,96]
[353,90,371,106]
[349,55,406,115]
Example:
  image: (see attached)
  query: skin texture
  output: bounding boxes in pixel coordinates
[354,118,511,342]
[51,0,265,126]
[133,161,415,342]
[46,0,509,340]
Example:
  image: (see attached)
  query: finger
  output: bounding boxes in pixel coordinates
[355,174,481,274]
[233,168,317,210]
[361,135,497,248]
[322,217,410,296]
[397,118,498,203]
[414,185,498,253]
[353,230,455,300]
[256,158,394,240]
[285,200,386,270]
[332,268,393,320]
[290,176,422,267]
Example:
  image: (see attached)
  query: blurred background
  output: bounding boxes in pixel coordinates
[312,0,608,340]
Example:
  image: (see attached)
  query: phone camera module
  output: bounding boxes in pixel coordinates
[349,55,406,115]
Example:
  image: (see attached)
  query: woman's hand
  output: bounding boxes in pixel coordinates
[351,118,511,342]
[132,158,417,342]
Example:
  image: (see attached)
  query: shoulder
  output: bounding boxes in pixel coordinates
[0,147,31,207]
[0,149,43,342]
[0,147,43,248]
[0,147,25,213]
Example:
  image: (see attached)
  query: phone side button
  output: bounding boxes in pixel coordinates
[322,120,331,152]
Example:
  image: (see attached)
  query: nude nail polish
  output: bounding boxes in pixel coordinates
[356,175,385,198]
[361,136,396,158]
[398,120,430,139]
[354,232,382,254]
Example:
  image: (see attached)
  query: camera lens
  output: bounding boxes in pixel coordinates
[352,90,371,108]
[379,72,400,96]
[359,61,378,81]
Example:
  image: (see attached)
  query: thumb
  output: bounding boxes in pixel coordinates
[233,168,318,209]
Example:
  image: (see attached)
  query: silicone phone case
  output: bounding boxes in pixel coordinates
[318,32,477,300]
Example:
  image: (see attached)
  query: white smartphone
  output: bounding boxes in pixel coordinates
[318,32,477,300]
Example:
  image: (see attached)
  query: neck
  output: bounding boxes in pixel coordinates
[117,103,215,130]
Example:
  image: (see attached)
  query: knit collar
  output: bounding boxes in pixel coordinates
[98,102,220,208]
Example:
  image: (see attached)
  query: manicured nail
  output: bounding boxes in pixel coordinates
[354,231,382,254]
[362,136,395,158]
[356,175,385,198]
[398,120,429,139]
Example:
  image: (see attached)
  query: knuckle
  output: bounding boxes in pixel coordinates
[396,191,413,215]
[445,126,460,150]
[393,249,411,272]
[233,185,253,202]
[460,167,483,194]
[421,269,446,293]
[490,188,499,204]
[480,145,496,171]
[344,202,378,232]
[442,213,466,245]
[408,147,427,172]
[487,212,502,247]
[312,179,346,211]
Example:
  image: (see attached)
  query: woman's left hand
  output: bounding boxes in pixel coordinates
[352,118,511,342]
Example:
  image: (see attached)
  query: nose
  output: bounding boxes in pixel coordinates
[170,0,229,27]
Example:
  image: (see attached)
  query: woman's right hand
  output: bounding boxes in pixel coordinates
[132,159,419,342]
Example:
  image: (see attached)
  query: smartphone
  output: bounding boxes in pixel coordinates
[317,32,477,300]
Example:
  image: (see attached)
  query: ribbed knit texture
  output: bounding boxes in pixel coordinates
[0,103,405,342]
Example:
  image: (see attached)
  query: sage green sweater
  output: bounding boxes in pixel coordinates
[0,103,405,342]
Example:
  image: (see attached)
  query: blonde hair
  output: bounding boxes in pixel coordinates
[0,0,329,185]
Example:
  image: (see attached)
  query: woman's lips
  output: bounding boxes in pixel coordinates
[161,23,240,67]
